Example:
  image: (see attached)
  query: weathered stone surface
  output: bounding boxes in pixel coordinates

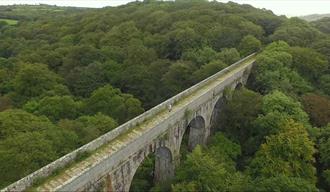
[154,147,174,185]
[188,116,205,151]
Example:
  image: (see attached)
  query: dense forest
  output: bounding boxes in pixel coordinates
[0,0,329,191]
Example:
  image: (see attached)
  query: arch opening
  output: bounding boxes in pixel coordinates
[129,153,155,192]
[210,97,226,135]
[129,147,174,192]
[154,147,174,189]
[180,115,206,158]
[188,116,205,151]
[235,82,243,90]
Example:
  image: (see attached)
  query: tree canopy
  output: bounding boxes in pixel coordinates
[0,0,329,190]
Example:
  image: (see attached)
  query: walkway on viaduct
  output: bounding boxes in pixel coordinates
[2,54,256,192]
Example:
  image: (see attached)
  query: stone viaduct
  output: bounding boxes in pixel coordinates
[2,54,256,192]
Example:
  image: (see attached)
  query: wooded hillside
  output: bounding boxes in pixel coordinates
[0,1,329,190]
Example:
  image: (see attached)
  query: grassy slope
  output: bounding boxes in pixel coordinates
[0,18,18,25]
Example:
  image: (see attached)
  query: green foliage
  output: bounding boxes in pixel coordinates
[124,39,157,66]
[0,59,15,95]
[23,95,81,122]
[12,63,64,105]
[251,112,292,152]
[193,60,227,82]
[61,45,105,71]
[0,18,18,25]
[323,169,330,189]
[42,84,71,97]
[255,66,312,95]
[165,27,204,60]
[251,90,310,145]
[101,21,142,47]
[290,47,328,83]
[0,109,78,188]
[182,47,217,67]
[271,17,322,47]
[58,113,117,145]
[320,74,330,95]
[65,62,109,97]
[264,40,291,53]
[173,145,249,191]
[311,17,330,34]
[74,113,118,137]
[244,11,284,36]
[85,85,144,124]
[317,124,330,190]
[319,125,330,167]
[207,25,242,51]
[261,91,309,125]
[220,88,262,146]
[0,1,329,189]
[172,181,198,192]
[252,41,313,95]
[0,109,55,139]
[0,4,83,21]
[0,20,7,28]
[130,155,155,192]
[248,120,316,182]
[162,61,196,95]
[312,38,330,63]
[238,35,261,56]
[250,175,318,192]
[0,132,58,188]
[216,48,240,65]
[0,95,11,112]
[207,133,241,166]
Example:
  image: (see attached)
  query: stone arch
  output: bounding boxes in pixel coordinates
[242,68,251,83]
[125,153,151,192]
[186,115,206,151]
[128,146,174,192]
[210,96,226,134]
[154,146,174,185]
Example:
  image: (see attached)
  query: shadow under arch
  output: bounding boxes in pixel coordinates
[129,146,174,192]
[235,82,243,90]
[210,82,242,136]
[179,115,206,157]
[154,147,174,186]
[188,116,206,151]
[129,153,155,192]
[210,96,226,135]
